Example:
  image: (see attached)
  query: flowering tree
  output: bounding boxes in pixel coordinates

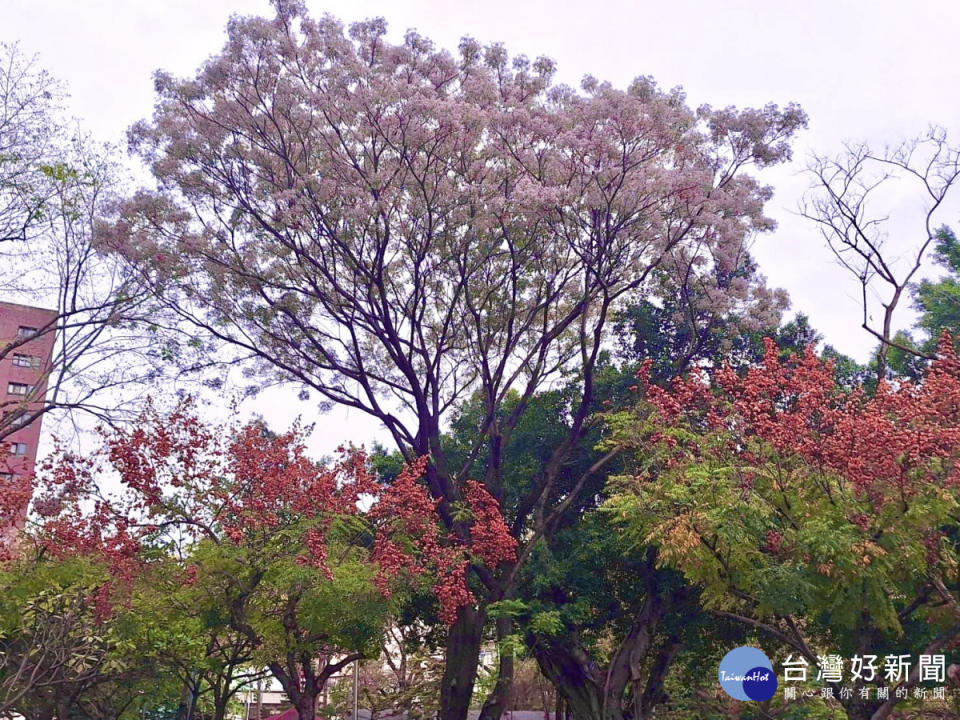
[0,42,163,453]
[0,460,147,720]
[102,2,806,715]
[605,334,960,720]
[24,400,514,720]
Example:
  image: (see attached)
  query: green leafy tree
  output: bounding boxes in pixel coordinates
[190,534,389,720]
[495,515,698,720]
[888,226,960,380]
[127,558,263,720]
[605,337,960,720]
[917,227,960,340]
[0,552,137,720]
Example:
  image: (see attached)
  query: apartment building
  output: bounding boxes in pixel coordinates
[0,301,57,527]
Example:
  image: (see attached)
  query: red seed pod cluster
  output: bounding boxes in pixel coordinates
[640,334,960,508]
[16,400,517,626]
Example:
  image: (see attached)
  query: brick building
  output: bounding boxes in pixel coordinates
[0,301,57,529]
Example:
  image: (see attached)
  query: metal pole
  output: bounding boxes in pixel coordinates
[353,660,359,720]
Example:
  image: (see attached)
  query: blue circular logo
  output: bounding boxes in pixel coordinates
[719,646,777,701]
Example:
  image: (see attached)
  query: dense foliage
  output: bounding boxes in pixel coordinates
[2,403,516,720]
[605,334,960,718]
[5,4,960,720]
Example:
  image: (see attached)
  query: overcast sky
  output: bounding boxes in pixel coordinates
[6,0,960,451]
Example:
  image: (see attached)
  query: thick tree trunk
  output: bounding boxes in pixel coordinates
[530,594,676,720]
[269,661,317,720]
[295,690,318,720]
[634,633,681,720]
[531,638,604,720]
[214,690,231,720]
[439,605,485,720]
[478,617,515,720]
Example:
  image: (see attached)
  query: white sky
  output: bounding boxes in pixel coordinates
[6,0,960,453]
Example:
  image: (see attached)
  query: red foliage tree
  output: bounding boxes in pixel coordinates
[640,333,960,504]
[610,333,960,720]
[19,401,516,720]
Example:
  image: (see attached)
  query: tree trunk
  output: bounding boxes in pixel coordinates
[174,680,200,720]
[530,639,604,720]
[479,617,515,720]
[634,633,682,720]
[269,661,318,720]
[439,605,485,720]
[297,690,319,720]
[214,690,231,720]
[530,596,675,720]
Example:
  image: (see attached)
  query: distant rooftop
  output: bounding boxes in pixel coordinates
[0,300,57,317]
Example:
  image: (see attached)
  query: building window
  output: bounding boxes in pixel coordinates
[12,353,39,369]
[7,383,34,395]
[16,326,39,338]
[0,472,13,481]
[3,410,28,429]
[8,442,27,456]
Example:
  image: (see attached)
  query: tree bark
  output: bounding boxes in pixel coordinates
[529,593,677,720]
[214,689,231,720]
[531,639,603,720]
[634,632,681,720]
[478,617,515,720]
[440,605,486,720]
[294,689,318,720]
